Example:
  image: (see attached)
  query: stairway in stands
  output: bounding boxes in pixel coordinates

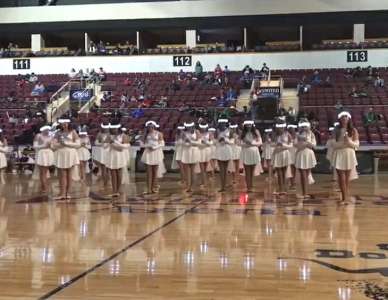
[280,88,299,113]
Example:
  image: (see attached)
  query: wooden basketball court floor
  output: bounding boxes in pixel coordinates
[1,173,388,299]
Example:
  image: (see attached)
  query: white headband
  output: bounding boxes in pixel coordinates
[208,128,216,132]
[110,124,121,129]
[199,124,209,129]
[243,120,254,126]
[329,127,334,131]
[275,123,287,128]
[229,124,238,129]
[287,124,297,129]
[58,119,71,124]
[177,126,185,130]
[101,124,110,129]
[334,122,339,127]
[218,119,228,123]
[79,131,88,135]
[0,129,2,133]
[298,122,311,128]
[278,116,286,121]
[40,125,51,132]
[338,111,352,119]
[184,122,195,127]
[121,128,127,132]
[265,129,272,133]
[145,120,158,127]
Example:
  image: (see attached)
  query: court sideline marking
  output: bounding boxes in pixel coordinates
[38,198,208,299]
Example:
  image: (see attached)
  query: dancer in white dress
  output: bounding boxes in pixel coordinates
[52,119,80,200]
[287,124,298,189]
[120,128,131,168]
[171,125,185,184]
[295,120,317,199]
[332,111,359,204]
[229,124,241,184]
[140,121,165,194]
[325,126,336,181]
[0,129,8,184]
[240,120,263,192]
[105,124,130,197]
[181,122,201,192]
[262,128,274,180]
[272,121,292,194]
[208,127,217,176]
[77,131,91,181]
[93,124,110,186]
[215,119,233,192]
[198,123,213,187]
[33,125,54,192]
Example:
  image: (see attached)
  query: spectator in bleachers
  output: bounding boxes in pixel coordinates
[178,69,186,81]
[344,68,353,79]
[322,76,333,87]
[194,61,203,78]
[120,92,129,104]
[97,40,107,55]
[349,86,368,98]
[170,79,180,92]
[124,77,132,86]
[31,82,46,96]
[297,76,310,95]
[130,95,137,102]
[98,67,106,81]
[29,73,38,83]
[260,63,270,79]
[131,106,144,119]
[311,70,321,85]
[242,65,254,75]
[153,96,168,108]
[101,91,112,102]
[214,64,223,77]
[374,75,385,88]
[224,65,230,74]
[363,107,379,129]
[352,66,362,78]
[69,68,78,79]
[225,87,237,102]
[249,89,260,119]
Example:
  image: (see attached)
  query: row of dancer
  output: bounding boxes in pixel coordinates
[32,119,131,199]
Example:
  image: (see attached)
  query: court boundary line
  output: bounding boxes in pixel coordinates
[38,199,207,299]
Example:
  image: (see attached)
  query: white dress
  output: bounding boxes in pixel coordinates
[326,138,335,166]
[262,138,275,161]
[181,131,201,164]
[141,131,164,166]
[295,131,317,170]
[230,133,242,161]
[78,136,91,161]
[272,132,292,168]
[171,137,183,169]
[215,129,233,161]
[333,128,359,171]
[0,140,7,169]
[54,131,80,169]
[240,132,262,165]
[199,132,213,163]
[33,134,54,167]
[93,133,109,165]
[105,135,129,170]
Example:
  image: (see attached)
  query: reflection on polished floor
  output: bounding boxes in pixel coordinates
[0,173,388,299]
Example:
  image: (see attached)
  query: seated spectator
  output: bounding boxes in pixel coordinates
[89,41,97,54]
[214,64,223,77]
[335,100,344,114]
[374,76,385,88]
[142,95,154,108]
[101,91,112,102]
[124,77,132,86]
[225,87,237,102]
[242,65,254,76]
[130,95,137,102]
[178,69,186,81]
[364,107,380,128]
[29,73,38,83]
[311,70,321,85]
[224,65,230,74]
[349,86,368,98]
[31,82,45,96]
[120,92,129,104]
[352,66,362,78]
[170,79,180,92]
[194,61,203,78]
[97,40,107,55]
[98,67,106,81]
[322,76,333,87]
[297,76,311,95]
[69,68,78,79]
[153,96,168,108]
[344,68,353,79]
[249,89,261,119]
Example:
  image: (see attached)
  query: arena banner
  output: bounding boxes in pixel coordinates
[70,89,94,101]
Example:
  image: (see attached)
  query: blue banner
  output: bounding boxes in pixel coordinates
[70,89,94,101]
